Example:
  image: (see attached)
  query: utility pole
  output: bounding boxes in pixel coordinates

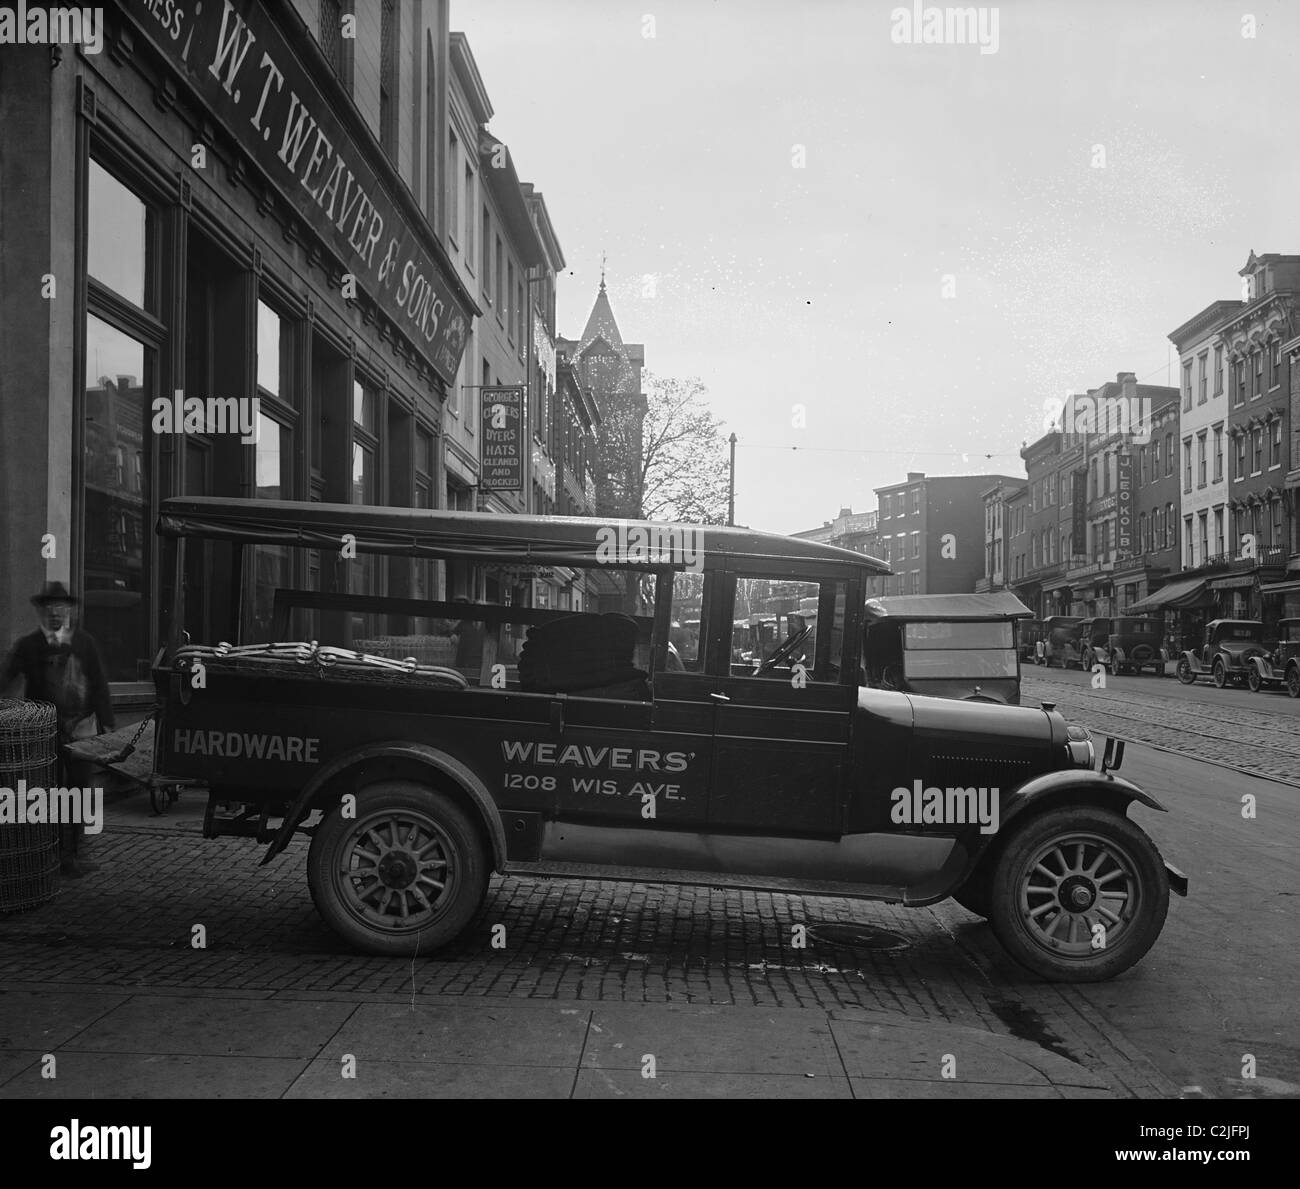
[728,433,737,526]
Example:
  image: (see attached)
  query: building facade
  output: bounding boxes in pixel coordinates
[1013,374,1179,618]
[976,477,1026,594]
[1113,392,1181,614]
[875,473,1021,596]
[0,1,584,719]
[1168,299,1241,576]
[558,276,646,521]
[1217,252,1297,624]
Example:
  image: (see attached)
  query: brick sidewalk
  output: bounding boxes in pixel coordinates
[0,817,1180,1098]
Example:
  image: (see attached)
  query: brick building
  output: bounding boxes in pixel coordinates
[875,473,1021,596]
[1013,374,1180,618]
[1218,252,1298,624]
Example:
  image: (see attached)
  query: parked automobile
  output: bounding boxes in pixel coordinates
[1245,618,1300,697]
[1043,616,1085,668]
[863,592,1032,705]
[151,496,1186,981]
[1175,619,1268,688]
[1089,617,1167,676]
[1018,619,1045,664]
[1072,618,1114,671]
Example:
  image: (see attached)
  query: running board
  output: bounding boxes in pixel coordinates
[503,860,907,903]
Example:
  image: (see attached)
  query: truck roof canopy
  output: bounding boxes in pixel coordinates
[864,592,1034,621]
[157,496,891,574]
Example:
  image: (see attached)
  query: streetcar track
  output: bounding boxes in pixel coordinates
[1028,677,1300,750]
[1023,674,1300,787]
[1031,674,1300,742]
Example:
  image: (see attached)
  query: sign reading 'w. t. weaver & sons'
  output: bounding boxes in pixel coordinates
[480,386,525,491]
[123,0,473,387]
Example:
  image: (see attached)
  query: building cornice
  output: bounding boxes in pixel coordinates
[449,33,493,126]
[1168,300,1244,351]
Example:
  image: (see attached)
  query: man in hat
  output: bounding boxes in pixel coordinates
[1,582,115,876]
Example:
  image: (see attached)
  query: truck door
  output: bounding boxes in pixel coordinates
[706,568,858,836]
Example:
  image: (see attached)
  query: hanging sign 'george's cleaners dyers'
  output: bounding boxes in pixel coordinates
[124,0,474,386]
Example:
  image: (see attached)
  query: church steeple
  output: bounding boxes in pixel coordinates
[577,273,625,358]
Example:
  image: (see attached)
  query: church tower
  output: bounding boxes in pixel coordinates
[558,268,647,520]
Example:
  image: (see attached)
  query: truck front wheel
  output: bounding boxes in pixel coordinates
[307,781,489,957]
[988,806,1169,982]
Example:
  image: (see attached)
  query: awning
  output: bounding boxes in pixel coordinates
[1261,578,1300,595]
[1128,575,1209,612]
[1208,574,1255,591]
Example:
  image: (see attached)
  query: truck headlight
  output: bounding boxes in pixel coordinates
[1065,725,1095,769]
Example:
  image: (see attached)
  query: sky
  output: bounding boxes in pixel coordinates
[453,0,1300,535]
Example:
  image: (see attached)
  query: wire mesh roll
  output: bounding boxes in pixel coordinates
[0,699,61,911]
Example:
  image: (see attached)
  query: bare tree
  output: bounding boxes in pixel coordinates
[594,372,729,612]
[599,372,729,525]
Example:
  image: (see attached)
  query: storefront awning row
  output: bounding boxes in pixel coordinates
[1128,576,1210,612]
[1261,578,1300,596]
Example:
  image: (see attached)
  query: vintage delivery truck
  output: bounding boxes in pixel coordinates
[151,497,1186,982]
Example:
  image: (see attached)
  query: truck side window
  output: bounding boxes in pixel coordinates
[667,573,704,672]
[731,576,847,681]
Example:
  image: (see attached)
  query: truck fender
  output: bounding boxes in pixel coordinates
[1179,650,1200,670]
[260,742,508,869]
[1246,654,1271,677]
[937,769,1182,906]
[1000,768,1168,828]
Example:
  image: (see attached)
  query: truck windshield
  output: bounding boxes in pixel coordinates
[904,649,1018,679]
[904,622,1013,649]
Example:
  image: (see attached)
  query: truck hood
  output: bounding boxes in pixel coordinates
[858,686,1056,744]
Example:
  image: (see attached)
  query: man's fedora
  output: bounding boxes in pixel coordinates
[31,581,78,606]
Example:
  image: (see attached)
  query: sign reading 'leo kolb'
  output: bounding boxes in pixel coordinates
[480,386,524,491]
[124,0,473,386]
[1116,450,1134,554]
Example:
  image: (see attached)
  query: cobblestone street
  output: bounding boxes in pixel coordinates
[0,819,1181,1098]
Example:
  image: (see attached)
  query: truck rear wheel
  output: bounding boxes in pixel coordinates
[988,806,1169,982]
[307,781,489,957]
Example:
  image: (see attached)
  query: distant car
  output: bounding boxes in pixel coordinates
[1043,616,1085,668]
[1176,619,1268,688]
[1073,618,1114,671]
[1089,616,1167,677]
[1018,618,1044,663]
[1245,618,1300,697]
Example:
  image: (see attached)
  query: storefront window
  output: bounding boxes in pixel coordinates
[83,315,150,680]
[352,441,373,503]
[87,160,149,309]
[256,300,282,398]
[250,413,290,641]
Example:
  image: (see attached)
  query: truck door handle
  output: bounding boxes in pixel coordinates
[550,698,565,734]
[710,692,730,703]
